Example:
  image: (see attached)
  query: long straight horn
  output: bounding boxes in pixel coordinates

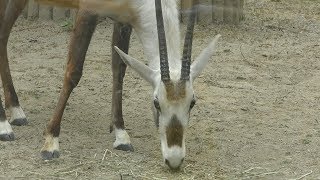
[181,2,197,81]
[155,0,170,82]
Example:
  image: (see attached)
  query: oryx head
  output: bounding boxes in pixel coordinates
[114,0,221,169]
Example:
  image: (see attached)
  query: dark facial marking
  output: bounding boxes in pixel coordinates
[166,115,183,147]
[155,110,160,128]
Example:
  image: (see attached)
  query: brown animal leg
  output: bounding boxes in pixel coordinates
[0,0,6,25]
[0,0,12,141]
[0,0,27,141]
[0,0,28,127]
[41,10,98,160]
[110,22,133,151]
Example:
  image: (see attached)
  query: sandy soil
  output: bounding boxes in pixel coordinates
[1,0,320,179]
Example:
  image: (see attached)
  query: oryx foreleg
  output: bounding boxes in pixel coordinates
[0,0,28,141]
[41,10,98,160]
[110,22,133,151]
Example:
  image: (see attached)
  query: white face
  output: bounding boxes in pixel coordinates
[152,80,196,169]
[114,34,220,169]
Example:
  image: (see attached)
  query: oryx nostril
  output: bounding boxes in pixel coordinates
[181,158,184,163]
[165,159,170,166]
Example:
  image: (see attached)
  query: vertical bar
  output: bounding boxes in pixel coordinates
[181,0,194,23]
[28,0,39,20]
[233,0,240,25]
[71,9,78,26]
[213,0,224,23]
[198,0,212,24]
[53,7,67,21]
[39,5,53,20]
[240,0,244,21]
[223,0,232,23]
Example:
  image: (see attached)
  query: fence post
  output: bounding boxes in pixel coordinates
[53,7,69,21]
[39,5,53,20]
[181,0,244,24]
[24,1,72,21]
[213,0,244,24]
[27,0,39,20]
[180,0,194,23]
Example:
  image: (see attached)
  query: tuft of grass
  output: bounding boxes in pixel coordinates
[302,139,311,145]
[60,19,74,32]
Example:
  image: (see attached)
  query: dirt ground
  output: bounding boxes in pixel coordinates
[1,0,320,179]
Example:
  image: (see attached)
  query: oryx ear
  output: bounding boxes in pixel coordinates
[190,34,221,81]
[114,46,157,85]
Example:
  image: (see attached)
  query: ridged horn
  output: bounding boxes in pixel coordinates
[155,0,170,82]
[181,2,197,81]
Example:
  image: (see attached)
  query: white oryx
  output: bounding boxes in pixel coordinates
[113,0,221,169]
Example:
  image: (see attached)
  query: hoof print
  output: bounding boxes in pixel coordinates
[41,150,60,160]
[0,132,15,141]
[115,144,134,152]
[10,118,28,126]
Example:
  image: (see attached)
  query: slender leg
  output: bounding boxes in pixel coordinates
[0,0,28,126]
[40,10,98,160]
[110,22,133,151]
[0,0,27,141]
[0,0,6,26]
[0,0,12,142]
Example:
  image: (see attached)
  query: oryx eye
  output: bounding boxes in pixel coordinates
[190,99,196,110]
[154,98,161,111]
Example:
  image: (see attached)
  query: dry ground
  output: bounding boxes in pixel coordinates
[1,0,320,179]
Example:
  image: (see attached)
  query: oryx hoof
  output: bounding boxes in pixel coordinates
[0,132,15,141]
[10,118,28,126]
[115,144,134,152]
[41,150,60,160]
